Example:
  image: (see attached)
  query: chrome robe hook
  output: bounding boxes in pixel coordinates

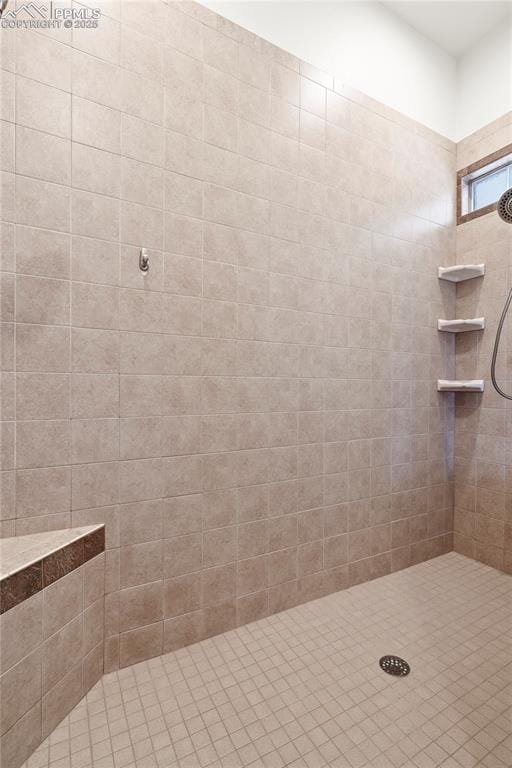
[139,248,149,273]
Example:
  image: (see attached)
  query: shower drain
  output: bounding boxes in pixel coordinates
[379,655,410,676]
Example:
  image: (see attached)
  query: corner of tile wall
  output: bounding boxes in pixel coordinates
[453,112,512,575]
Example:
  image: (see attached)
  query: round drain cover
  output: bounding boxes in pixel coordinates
[379,655,410,676]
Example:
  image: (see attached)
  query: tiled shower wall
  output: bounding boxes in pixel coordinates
[1,0,456,671]
[454,113,512,574]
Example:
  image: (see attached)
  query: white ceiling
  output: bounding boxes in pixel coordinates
[383,1,512,56]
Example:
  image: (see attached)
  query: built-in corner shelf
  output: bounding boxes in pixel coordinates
[438,317,485,333]
[436,264,485,395]
[438,264,485,282]
[437,379,484,393]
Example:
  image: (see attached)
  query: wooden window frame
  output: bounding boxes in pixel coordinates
[457,143,512,225]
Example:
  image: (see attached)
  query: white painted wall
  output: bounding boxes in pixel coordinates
[202,1,457,138]
[456,18,512,140]
[201,1,512,141]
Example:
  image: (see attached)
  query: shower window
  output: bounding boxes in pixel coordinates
[471,164,511,210]
[457,144,512,224]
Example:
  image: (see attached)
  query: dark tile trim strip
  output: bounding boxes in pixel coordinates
[457,142,512,225]
[84,526,105,563]
[0,562,42,616]
[43,538,84,587]
[0,527,105,615]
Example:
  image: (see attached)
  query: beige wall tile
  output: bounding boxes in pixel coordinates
[71,373,119,418]
[238,589,269,624]
[71,282,119,330]
[268,547,297,586]
[16,77,71,138]
[203,527,236,567]
[118,457,166,503]
[121,69,163,125]
[120,540,162,587]
[72,96,121,153]
[164,572,201,618]
[72,49,122,111]
[164,533,202,578]
[163,253,202,297]
[164,171,203,218]
[0,701,41,768]
[120,201,163,250]
[0,221,15,271]
[0,470,14,523]
[1,372,14,420]
[16,177,70,233]
[16,226,70,280]
[118,581,162,632]
[82,641,103,693]
[122,157,163,209]
[119,289,200,336]
[119,499,164,545]
[1,272,14,322]
[1,422,15,471]
[16,126,71,186]
[121,26,162,79]
[71,418,118,463]
[16,275,69,325]
[1,172,15,224]
[163,494,203,537]
[164,212,202,257]
[72,328,119,373]
[16,373,70,420]
[120,415,201,459]
[268,515,297,552]
[16,420,71,469]
[42,614,83,694]
[0,593,42,674]
[120,331,201,375]
[122,113,164,166]
[42,662,82,738]
[43,568,83,638]
[16,30,71,90]
[0,69,14,122]
[84,553,106,606]
[72,143,121,198]
[72,189,119,241]
[71,461,119,510]
[163,610,202,653]
[202,25,238,75]
[0,648,41,735]
[16,324,70,372]
[73,11,120,64]
[119,621,163,667]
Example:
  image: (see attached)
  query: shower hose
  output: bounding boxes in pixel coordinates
[491,287,512,400]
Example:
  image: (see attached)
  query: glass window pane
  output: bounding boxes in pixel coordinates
[472,167,509,210]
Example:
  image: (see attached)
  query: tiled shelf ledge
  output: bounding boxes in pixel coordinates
[438,264,485,282]
[437,379,484,392]
[438,317,485,332]
[0,525,105,614]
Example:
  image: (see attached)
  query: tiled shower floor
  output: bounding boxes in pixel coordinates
[24,554,512,768]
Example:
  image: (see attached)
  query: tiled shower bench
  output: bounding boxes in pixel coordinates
[0,525,105,768]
